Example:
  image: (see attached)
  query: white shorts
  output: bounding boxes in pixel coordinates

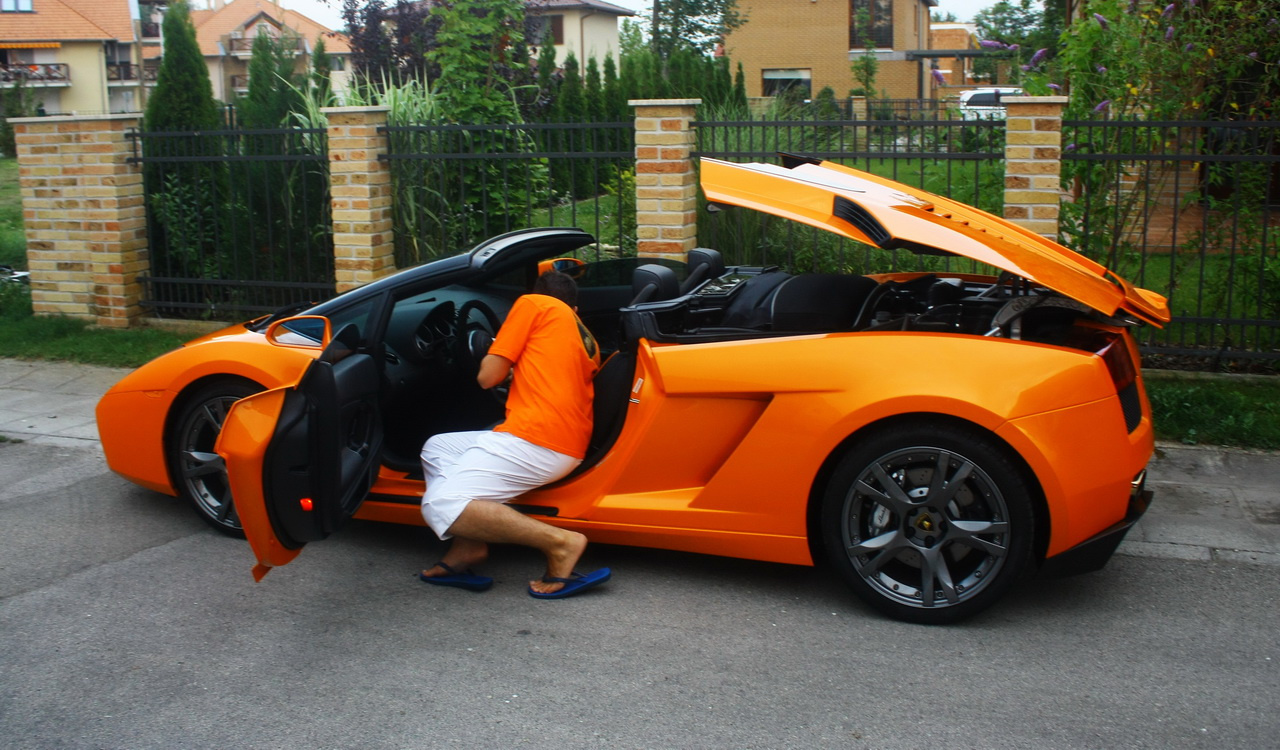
[419,430,581,539]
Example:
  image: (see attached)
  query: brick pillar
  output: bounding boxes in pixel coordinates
[1003,96,1068,239]
[631,99,701,261]
[323,106,396,292]
[12,114,147,327]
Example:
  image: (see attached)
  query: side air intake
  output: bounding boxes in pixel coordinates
[833,195,891,247]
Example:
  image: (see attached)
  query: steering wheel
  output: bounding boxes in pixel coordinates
[454,299,507,403]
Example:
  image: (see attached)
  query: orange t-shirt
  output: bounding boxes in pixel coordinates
[488,293,601,458]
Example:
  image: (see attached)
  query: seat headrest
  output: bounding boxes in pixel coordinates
[631,264,681,304]
[681,248,727,294]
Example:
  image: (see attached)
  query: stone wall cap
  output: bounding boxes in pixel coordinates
[8,113,142,124]
[1004,96,1069,104]
[629,99,703,107]
[320,105,392,114]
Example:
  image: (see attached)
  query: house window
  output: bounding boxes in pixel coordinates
[531,15,564,46]
[762,69,812,97]
[2,0,34,11]
[849,0,893,49]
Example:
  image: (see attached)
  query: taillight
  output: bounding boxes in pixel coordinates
[1098,336,1137,392]
[1098,335,1143,432]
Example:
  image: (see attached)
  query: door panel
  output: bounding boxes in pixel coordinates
[220,329,384,580]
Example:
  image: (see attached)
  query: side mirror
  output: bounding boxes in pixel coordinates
[539,257,586,278]
[265,316,332,349]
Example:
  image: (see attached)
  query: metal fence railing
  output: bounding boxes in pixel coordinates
[128,126,334,318]
[381,121,634,268]
[122,109,1280,364]
[694,116,1005,273]
[1062,119,1280,365]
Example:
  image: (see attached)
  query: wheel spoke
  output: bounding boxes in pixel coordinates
[919,547,960,607]
[862,463,914,511]
[931,455,975,506]
[950,519,1010,557]
[212,498,236,523]
[181,450,225,479]
[848,529,910,575]
[198,400,230,431]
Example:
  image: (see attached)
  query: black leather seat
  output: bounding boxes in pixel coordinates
[565,349,637,478]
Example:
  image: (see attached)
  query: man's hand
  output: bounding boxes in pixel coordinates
[477,354,514,390]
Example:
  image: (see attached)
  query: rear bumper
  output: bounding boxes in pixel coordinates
[1040,470,1153,577]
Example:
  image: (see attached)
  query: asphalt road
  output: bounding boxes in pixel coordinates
[2,433,1278,749]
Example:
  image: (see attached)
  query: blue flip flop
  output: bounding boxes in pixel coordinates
[528,568,612,599]
[418,562,493,592]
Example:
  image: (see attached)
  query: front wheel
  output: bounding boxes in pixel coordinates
[169,379,264,537]
[821,422,1035,624]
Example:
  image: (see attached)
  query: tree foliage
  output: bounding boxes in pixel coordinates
[970,0,1064,87]
[145,0,223,131]
[649,0,743,59]
[238,32,306,129]
[1042,0,1279,120]
[0,79,37,157]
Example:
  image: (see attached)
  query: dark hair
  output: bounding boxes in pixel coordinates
[533,270,578,306]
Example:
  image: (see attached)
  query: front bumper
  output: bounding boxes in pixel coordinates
[1040,470,1154,577]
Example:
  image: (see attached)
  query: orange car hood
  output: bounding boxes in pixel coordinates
[700,157,1170,327]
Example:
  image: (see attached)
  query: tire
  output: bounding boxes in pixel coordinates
[168,379,264,537]
[820,422,1035,624]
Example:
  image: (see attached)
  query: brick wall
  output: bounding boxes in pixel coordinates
[725,0,930,100]
[1003,96,1067,238]
[323,106,396,293]
[11,114,146,328]
[632,99,701,261]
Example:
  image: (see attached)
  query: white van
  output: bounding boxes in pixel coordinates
[957,87,1023,120]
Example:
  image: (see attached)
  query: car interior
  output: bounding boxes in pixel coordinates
[372,245,1093,478]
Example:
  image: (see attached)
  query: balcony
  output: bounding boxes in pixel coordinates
[141,22,161,39]
[0,63,70,86]
[106,63,158,84]
[226,36,306,56]
[230,74,249,92]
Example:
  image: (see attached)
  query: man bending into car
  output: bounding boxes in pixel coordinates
[417,269,609,598]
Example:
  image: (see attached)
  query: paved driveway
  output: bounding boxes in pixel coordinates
[2,359,1279,748]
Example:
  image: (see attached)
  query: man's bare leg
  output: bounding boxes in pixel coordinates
[445,499,588,595]
[421,536,489,579]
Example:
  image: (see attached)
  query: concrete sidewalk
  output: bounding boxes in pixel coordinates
[1,357,1277,566]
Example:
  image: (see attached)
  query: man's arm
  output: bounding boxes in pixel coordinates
[477,353,514,390]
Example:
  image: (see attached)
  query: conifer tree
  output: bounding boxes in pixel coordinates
[584,56,604,123]
[145,0,222,131]
[239,32,305,130]
[312,36,334,106]
[532,41,559,123]
[555,52,584,123]
[602,54,625,122]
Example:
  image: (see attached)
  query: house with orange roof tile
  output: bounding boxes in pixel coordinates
[0,0,150,114]
[190,0,350,104]
[0,0,348,116]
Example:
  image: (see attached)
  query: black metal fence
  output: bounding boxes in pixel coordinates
[125,110,1280,364]
[129,126,334,318]
[381,121,634,268]
[1062,119,1280,366]
[694,115,1005,273]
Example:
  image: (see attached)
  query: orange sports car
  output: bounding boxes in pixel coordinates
[97,156,1170,623]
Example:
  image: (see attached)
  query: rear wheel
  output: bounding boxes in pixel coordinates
[169,380,263,537]
[821,422,1035,624]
